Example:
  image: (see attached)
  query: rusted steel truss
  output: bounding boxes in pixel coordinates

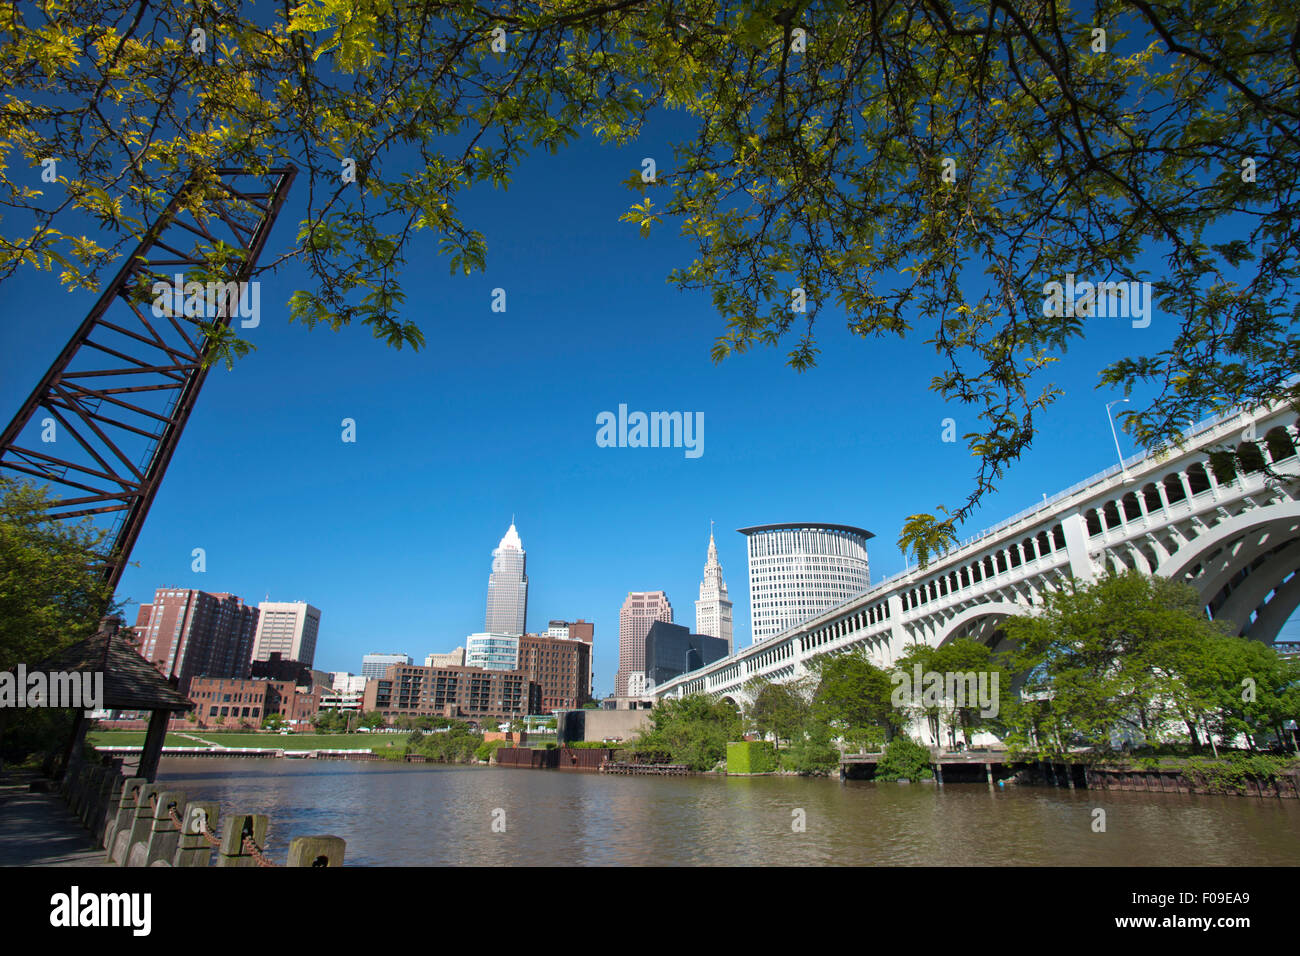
[1,166,297,591]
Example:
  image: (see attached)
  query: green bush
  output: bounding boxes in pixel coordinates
[413,724,484,763]
[474,738,510,762]
[873,736,934,782]
[780,724,840,775]
[1183,753,1298,793]
[635,695,743,771]
[727,740,777,774]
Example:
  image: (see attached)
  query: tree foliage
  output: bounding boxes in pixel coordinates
[637,693,742,770]
[0,477,118,764]
[746,677,810,749]
[1001,571,1300,757]
[0,477,115,673]
[808,646,900,750]
[894,636,1013,747]
[872,735,933,782]
[4,2,1298,548]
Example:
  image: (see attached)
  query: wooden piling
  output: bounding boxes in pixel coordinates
[287,836,346,867]
[172,801,220,868]
[217,813,268,868]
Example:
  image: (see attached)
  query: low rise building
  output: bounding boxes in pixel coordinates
[362,663,539,723]
[188,676,320,729]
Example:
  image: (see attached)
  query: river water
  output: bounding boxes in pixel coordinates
[155,757,1300,866]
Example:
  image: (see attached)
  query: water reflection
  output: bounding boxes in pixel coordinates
[156,758,1300,866]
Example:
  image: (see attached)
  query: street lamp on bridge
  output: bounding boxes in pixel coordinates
[1106,398,1133,483]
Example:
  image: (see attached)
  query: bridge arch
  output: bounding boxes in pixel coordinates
[1155,499,1300,643]
[934,601,1031,648]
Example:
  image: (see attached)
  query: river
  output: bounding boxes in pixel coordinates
[154,757,1300,866]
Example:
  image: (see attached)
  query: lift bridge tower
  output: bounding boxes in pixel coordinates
[0,166,297,592]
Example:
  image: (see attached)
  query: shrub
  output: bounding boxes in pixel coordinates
[1183,753,1297,793]
[873,736,934,782]
[473,738,510,762]
[780,724,841,775]
[727,740,777,774]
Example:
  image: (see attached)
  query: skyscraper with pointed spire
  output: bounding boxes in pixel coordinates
[695,524,734,654]
[485,520,528,636]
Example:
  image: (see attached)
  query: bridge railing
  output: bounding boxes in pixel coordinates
[950,404,1269,553]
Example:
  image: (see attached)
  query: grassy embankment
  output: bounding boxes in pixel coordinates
[87,730,406,753]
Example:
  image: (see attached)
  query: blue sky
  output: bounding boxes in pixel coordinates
[3,118,1287,695]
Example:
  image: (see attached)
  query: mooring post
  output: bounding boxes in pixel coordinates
[139,790,188,866]
[172,802,220,868]
[104,777,144,859]
[120,784,161,866]
[94,773,126,846]
[986,762,994,791]
[287,836,346,867]
[217,813,268,868]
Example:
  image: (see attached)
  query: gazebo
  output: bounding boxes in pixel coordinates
[36,616,193,782]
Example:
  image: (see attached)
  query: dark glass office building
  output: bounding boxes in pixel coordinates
[644,621,730,688]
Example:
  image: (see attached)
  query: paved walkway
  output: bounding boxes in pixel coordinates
[0,771,109,866]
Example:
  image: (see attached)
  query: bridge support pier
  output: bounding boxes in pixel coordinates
[985,762,994,791]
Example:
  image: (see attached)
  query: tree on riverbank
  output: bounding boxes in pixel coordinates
[0,477,117,766]
[808,647,900,752]
[635,695,743,771]
[893,638,1014,749]
[746,678,812,752]
[1001,571,1300,758]
[411,720,483,763]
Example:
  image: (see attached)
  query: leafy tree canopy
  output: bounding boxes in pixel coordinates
[0,476,115,672]
[3,0,1298,551]
[1001,570,1298,757]
[808,645,900,749]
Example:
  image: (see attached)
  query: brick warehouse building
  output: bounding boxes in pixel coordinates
[519,633,591,711]
[362,663,539,723]
[134,588,259,692]
[188,676,321,729]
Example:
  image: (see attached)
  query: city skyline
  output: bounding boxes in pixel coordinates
[8,130,1298,697]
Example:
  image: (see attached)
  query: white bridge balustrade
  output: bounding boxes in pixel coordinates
[655,402,1300,707]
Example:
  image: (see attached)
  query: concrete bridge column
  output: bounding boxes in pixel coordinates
[1061,511,1096,582]
[1155,479,1172,514]
[1205,458,1224,501]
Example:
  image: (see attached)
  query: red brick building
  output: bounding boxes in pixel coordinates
[188,676,320,728]
[519,633,591,711]
[134,588,259,692]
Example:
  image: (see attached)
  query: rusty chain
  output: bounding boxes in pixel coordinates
[241,832,279,867]
[166,804,221,848]
[137,788,279,865]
